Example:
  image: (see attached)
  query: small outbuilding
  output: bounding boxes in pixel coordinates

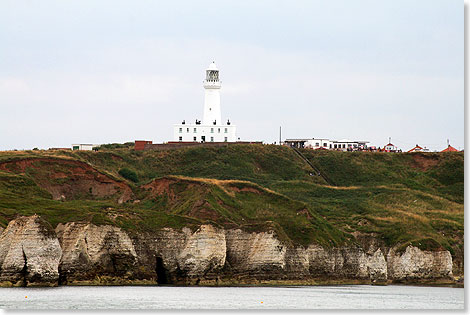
[383,142,399,152]
[135,140,153,151]
[71,144,98,151]
[407,144,429,153]
[441,145,458,152]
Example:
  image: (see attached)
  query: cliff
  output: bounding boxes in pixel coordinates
[0,146,463,286]
[0,216,61,286]
[0,216,454,286]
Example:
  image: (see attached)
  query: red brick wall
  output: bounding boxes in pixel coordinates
[135,140,153,151]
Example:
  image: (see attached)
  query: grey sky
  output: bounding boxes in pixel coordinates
[0,0,463,151]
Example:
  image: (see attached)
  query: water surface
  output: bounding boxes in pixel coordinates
[0,285,463,309]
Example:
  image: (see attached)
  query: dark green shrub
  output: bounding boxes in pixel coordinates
[118,168,138,183]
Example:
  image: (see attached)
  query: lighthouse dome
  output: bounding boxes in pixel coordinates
[207,61,218,71]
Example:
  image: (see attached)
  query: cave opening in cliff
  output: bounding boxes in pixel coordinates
[156,256,170,285]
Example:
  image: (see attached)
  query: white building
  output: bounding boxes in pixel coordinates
[383,142,399,152]
[71,144,98,151]
[173,62,237,143]
[284,138,370,151]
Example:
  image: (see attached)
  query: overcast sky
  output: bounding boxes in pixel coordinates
[0,0,463,151]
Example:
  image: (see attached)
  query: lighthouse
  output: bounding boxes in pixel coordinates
[203,62,222,125]
[173,62,237,143]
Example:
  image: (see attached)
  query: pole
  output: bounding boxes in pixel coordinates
[279,126,282,146]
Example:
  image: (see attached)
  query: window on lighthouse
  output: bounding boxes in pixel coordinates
[211,128,214,133]
[224,128,228,133]
[179,128,182,133]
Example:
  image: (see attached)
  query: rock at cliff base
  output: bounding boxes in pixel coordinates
[0,215,61,286]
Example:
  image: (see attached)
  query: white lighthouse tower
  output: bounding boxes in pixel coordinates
[203,62,222,125]
[173,62,237,143]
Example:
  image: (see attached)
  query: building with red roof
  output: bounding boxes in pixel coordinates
[441,145,458,152]
[407,144,429,153]
[383,143,399,152]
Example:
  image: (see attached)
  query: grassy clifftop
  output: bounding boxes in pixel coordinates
[0,145,463,256]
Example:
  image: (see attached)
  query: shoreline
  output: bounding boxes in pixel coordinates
[0,278,462,288]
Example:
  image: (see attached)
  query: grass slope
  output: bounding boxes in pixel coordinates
[0,145,463,255]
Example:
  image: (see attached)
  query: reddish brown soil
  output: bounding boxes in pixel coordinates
[410,154,439,171]
[187,200,223,222]
[143,177,230,223]
[0,158,133,202]
[110,154,123,161]
[142,177,178,200]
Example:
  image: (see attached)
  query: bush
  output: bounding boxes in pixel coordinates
[99,142,134,150]
[118,168,138,183]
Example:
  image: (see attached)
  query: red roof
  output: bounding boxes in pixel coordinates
[441,145,458,152]
[407,145,424,153]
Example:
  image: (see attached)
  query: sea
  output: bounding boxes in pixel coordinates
[0,285,464,310]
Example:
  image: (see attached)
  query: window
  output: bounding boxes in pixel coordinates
[224,128,228,133]
[194,128,197,133]
[224,137,227,142]
[210,137,214,142]
[315,143,319,146]
[179,128,182,133]
[73,146,79,150]
[179,136,182,141]
[342,144,346,148]
[187,128,189,133]
[323,143,327,147]
[218,128,220,133]
[193,136,197,141]
[211,128,214,133]
[329,144,332,148]
[334,144,337,148]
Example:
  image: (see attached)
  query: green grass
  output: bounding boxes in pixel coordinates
[0,145,463,255]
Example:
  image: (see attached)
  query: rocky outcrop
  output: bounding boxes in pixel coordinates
[225,229,286,278]
[307,245,387,282]
[0,215,61,286]
[0,216,456,286]
[155,225,226,282]
[387,246,453,281]
[55,222,140,284]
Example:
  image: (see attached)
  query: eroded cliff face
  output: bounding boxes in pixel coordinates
[55,222,140,284]
[0,215,61,286]
[226,229,287,278]
[387,246,453,281]
[0,158,133,203]
[154,225,226,282]
[306,245,388,282]
[0,216,456,286]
